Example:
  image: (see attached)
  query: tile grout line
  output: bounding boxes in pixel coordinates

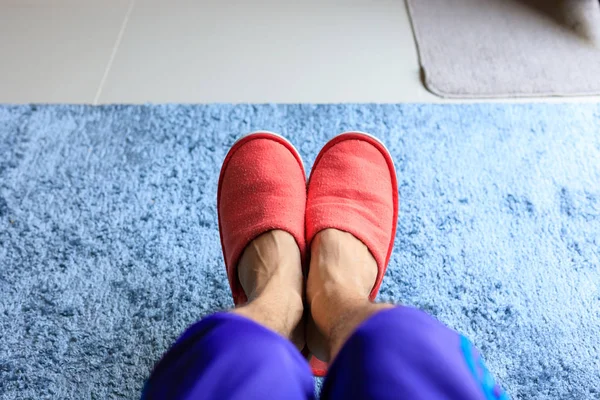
[93,0,136,105]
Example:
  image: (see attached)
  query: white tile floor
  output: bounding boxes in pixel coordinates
[0,0,431,103]
[0,0,598,104]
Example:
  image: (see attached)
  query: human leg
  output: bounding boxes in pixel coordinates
[232,230,305,350]
[306,229,392,362]
[143,230,314,400]
[304,132,399,372]
[143,132,313,399]
[308,230,507,400]
[305,132,508,399]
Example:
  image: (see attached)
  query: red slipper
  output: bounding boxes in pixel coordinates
[217,131,307,305]
[306,131,398,376]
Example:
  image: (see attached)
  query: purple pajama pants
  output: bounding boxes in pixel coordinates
[142,307,508,400]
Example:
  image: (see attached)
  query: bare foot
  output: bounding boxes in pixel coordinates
[307,229,393,361]
[232,230,305,350]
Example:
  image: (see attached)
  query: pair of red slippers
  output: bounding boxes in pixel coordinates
[217,131,398,376]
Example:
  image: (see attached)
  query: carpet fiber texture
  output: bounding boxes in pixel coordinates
[407,0,600,98]
[0,104,599,399]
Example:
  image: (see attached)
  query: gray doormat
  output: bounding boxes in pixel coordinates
[406,0,600,98]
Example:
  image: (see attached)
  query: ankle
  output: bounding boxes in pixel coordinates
[310,295,393,360]
[244,267,303,302]
[305,229,380,360]
[237,229,303,300]
[308,288,366,335]
[233,230,305,348]
[307,268,372,306]
[307,229,377,300]
[233,287,304,339]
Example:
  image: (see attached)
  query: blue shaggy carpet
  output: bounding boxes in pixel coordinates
[0,104,599,399]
